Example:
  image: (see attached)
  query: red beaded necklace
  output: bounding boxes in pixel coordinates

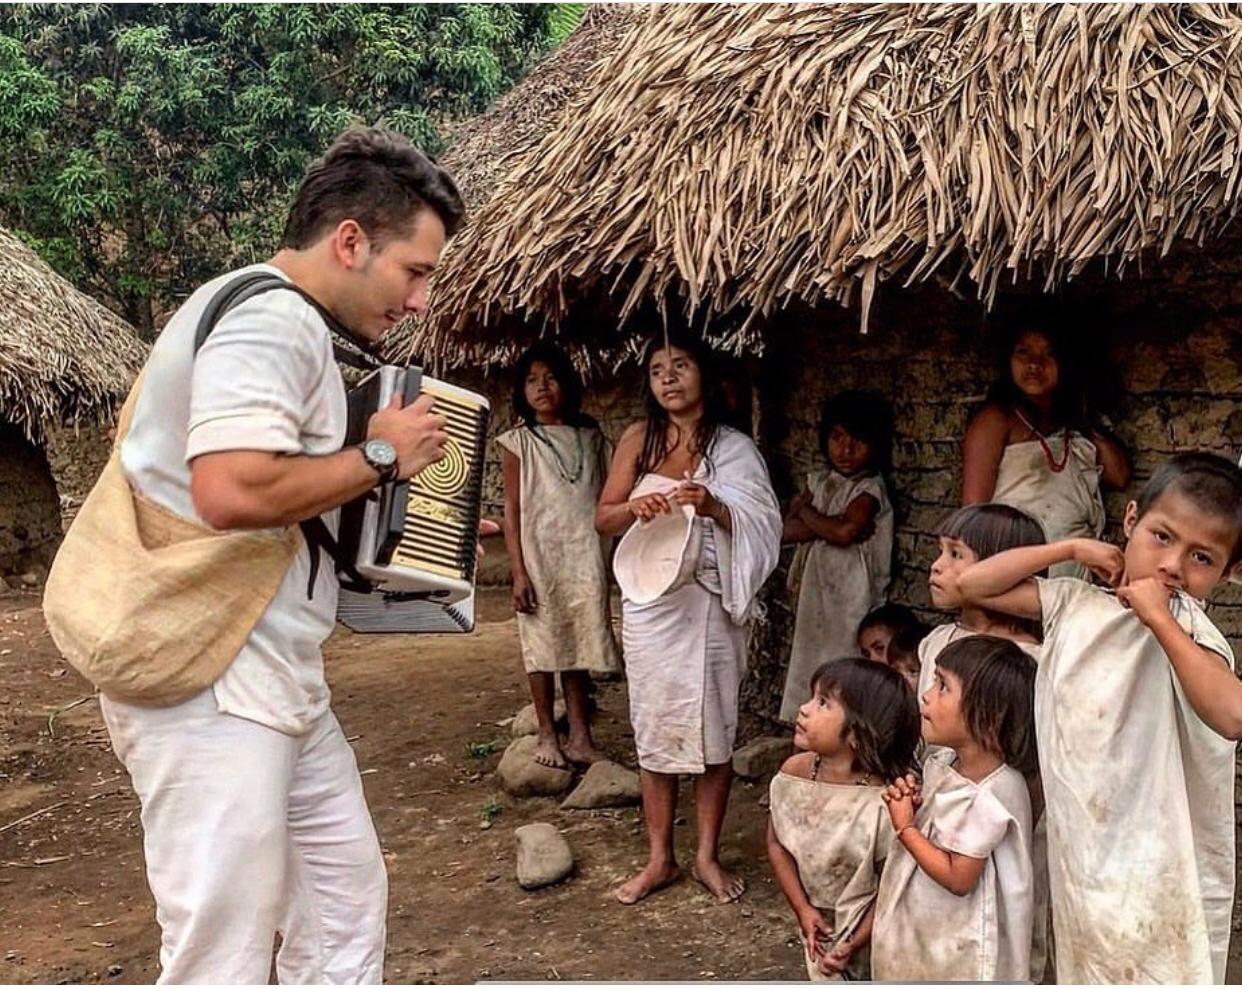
[1015,409,1071,473]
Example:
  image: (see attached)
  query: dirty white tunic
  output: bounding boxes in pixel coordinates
[915,622,1052,983]
[1036,577,1235,984]
[496,425,620,675]
[872,750,1034,983]
[769,772,892,981]
[993,434,1104,578]
[621,427,780,774]
[780,470,893,722]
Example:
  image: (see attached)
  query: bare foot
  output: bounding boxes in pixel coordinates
[614,860,682,905]
[532,734,568,770]
[692,859,746,904]
[562,738,602,766]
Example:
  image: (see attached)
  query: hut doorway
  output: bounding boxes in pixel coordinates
[0,420,62,580]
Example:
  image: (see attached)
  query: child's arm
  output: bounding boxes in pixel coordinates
[795,493,878,546]
[500,449,536,614]
[956,539,1126,620]
[782,490,816,544]
[883,775,987,897]
[766,817,833,961]
[817,902,875,977]
[1119,578,1242,740]
[1090,425,1131,490]
[961,404,1008,504]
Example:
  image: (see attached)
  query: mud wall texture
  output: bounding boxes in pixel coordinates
[0,423,64,578]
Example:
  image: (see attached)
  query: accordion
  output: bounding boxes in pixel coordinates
[335,365,490,633]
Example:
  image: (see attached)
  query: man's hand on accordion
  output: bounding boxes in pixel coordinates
[367,392,448,479]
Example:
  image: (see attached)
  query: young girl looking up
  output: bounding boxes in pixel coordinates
[498,342,620,769]
[780,391,895,722]
[962,309,1129,577]
[767,658,919,981]
[871,636,1038,983]
[920,502,1052,982]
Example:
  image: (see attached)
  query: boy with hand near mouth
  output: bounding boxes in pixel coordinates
[956,452,1242,984]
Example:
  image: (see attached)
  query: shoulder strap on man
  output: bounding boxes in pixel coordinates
[192,270,381,598]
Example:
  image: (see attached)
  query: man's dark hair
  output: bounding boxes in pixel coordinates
[809,657,920,783]
[818,389,894,472]
[858,602,922,641]
[511,341,594,429]
[1135,452,1242,564]
[935,635,1038,776]
[938,502,1046,561]
[281,127,464,250]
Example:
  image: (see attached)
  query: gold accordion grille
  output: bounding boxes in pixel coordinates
[390,384,488,582]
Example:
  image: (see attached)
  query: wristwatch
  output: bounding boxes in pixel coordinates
[360,439,399,484]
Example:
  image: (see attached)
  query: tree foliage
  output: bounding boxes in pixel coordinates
[0,4,557,336]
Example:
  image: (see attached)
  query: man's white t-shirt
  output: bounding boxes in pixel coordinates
[120,263,347,735]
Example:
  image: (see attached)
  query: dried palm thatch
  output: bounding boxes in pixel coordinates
[384,4,641,361]
[410,2,1242,368]
[0,227,147,441]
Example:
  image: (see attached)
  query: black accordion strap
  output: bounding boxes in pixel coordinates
[193,270,383,599]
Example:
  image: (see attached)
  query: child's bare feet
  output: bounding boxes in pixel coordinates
[562,737,602,766]
[614,860,682,905]
[532,733,568,769]
[692,857,746,904]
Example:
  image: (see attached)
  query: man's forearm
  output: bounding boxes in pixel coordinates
[192,447,379,529]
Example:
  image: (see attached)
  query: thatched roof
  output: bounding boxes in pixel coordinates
[411,2,1242,367]
[0,227,147,441]
[387,3,642,362]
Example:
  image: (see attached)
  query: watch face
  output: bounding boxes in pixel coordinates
[365,439,397,468]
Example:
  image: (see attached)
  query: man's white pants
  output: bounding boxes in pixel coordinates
[100,690,387,984]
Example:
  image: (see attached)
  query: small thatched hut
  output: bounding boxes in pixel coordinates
[407,1,1242,713]
[0,227,146,581]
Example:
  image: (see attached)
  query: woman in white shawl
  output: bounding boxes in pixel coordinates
[597,330,780,906]
[962,305,1129,578]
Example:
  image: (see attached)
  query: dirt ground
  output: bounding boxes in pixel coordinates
[4,586,1242,985]
[0,587,808,984]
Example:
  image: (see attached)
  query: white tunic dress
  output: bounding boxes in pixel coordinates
[992,433,1104,578]
[1035,577,1235,983]
[620,427,781,774]
[780,470,893,722]
[872,750,1035,983]
[496,425,620,675]
[915,622,1051,983]
[768,771,892,981]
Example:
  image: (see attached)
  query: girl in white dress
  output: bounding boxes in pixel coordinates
[872,636,1039,983]
[780,391,895,722]
[962,308,1129,578]
[767,658,919,980]
[498,342,620,769]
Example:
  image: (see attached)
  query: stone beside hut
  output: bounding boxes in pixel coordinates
[401,2,1242,717]
[0,226,146,584]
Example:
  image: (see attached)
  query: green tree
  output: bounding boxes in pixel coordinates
[0,4,556,337]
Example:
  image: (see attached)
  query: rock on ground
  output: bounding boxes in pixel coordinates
[511,700,568,738]
[732,736,792,780]
[496,735,574,797]
[514,822,574,889]
[561,760,641,810]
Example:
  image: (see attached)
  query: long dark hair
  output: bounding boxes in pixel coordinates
[636,328,730,475]
[817,389,895,473]
[935,636,1038,776]
[980,301,1090,431]
[511,341,595,429]
[809,658,921,783]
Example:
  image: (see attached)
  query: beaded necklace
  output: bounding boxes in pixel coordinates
[1014,408,1071,473]
[530,423,586,484]
[811,754,872,787]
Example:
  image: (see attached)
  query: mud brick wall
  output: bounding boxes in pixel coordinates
[742,242,1242,724]
[43,421,113,529]
[0,423,64,577]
